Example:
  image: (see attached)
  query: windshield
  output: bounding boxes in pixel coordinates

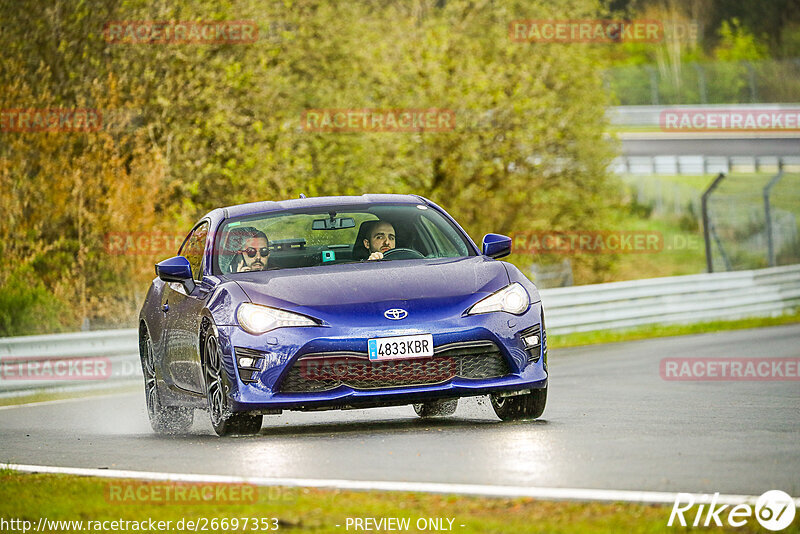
[214,203,475,274]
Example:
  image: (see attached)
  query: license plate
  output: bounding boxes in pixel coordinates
[368,334,434,360]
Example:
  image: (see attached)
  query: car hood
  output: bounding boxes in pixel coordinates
[232,256,509,311]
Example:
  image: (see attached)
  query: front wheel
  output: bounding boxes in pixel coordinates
[203,331,262,436]
[490,387,547,421]
[141,329,193,434]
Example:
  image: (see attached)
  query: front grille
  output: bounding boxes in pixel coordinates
[278,341,511,393]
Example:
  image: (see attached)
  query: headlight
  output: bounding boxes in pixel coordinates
[237,303,318,335]
[466,282,530,316]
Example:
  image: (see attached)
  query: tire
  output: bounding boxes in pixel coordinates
[490,387,547,421]
[141,329,193,434]
[413,399,458,418]
[203,331,262,436]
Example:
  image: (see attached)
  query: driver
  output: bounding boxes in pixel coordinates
[363,220,396,261]
[227,227,270,272]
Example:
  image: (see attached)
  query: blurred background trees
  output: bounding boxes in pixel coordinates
[0,0,793,334]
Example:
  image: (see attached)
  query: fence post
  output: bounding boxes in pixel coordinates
[702,172,726,273]
[692,63,707,104]
[646,66,659,105]
[764,163,785,267]
[745,61,758,103]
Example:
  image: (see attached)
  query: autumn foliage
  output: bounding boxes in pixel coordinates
[0,0,618,335]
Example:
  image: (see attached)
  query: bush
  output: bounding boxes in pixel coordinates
[0,265,67,336]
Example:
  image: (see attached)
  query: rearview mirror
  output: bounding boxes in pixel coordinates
[482,234,512,259]
[312,217,356,230]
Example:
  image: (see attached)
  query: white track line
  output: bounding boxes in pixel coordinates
[4,463,798,506]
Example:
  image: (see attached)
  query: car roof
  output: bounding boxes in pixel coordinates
[221,194,428,219]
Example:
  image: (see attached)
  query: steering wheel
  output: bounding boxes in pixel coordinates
[381,247,425,260]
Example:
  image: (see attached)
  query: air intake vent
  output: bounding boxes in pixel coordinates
[278,341,511,393]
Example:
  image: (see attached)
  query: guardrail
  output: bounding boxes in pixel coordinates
[0,329,140,396]
[540,264,800,333]
[612,155,800,176]
[1,265,798,395]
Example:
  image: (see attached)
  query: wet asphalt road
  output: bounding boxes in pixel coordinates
[1,324,798,495]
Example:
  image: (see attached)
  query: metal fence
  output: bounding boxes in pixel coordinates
[1,265,798,395]
[612,155,800,177]
[606,59,800,106]
[702,171,800,272]
[619,170,800,272]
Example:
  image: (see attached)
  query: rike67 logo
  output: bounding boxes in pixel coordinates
[669,490,796,531]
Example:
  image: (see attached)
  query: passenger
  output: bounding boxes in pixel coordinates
[363,220,396,261]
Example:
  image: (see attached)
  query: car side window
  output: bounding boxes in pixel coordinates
[180,222,209,281]
[419,216,461,257]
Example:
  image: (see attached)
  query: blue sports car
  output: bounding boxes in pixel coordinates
[139,194,547,436]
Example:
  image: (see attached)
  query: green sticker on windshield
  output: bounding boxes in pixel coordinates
[322,250,335,262]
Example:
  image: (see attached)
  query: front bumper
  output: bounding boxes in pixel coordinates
[216,302,548,412]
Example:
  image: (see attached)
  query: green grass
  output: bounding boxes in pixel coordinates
[608,214,707,280]
[3,472,791,533]
[0,384,139,408]
[550,311,800,348]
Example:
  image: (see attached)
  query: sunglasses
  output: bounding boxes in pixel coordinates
[242,247,270,258]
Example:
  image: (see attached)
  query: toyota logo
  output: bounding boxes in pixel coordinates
[384,308,408,320]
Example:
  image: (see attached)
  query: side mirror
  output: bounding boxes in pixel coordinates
[482,233,512,259]
[156,256,195,292]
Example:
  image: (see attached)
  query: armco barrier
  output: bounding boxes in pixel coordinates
[0,329,140,395]
[539,264,800,333]
[1,265,798,394]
